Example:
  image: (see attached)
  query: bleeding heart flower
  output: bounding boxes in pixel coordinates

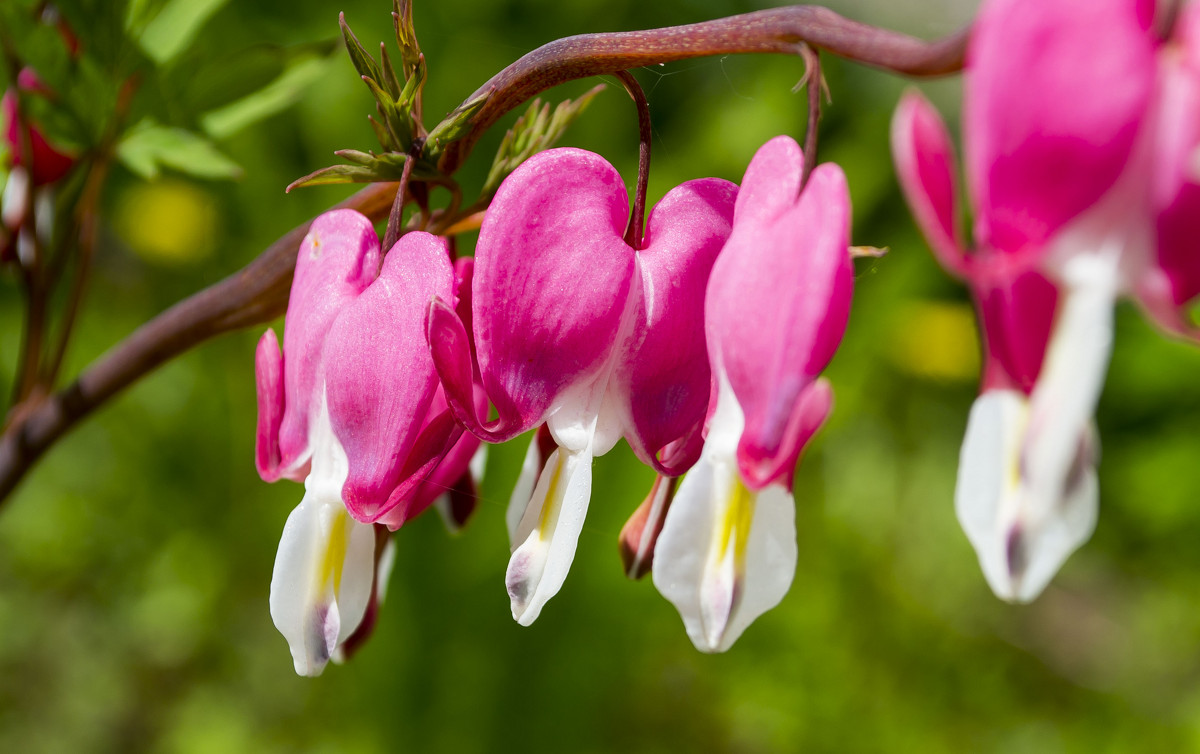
[427,147,737,625]
[653,135,853,652]
[891,0,1200,602]
[255,209,459,674]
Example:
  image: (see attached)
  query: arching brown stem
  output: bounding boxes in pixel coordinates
[438,5,968,173]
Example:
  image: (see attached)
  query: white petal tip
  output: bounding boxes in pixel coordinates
[505,544,544,626]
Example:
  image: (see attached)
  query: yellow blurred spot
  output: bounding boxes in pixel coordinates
[889,301,980,381]
[116,180,217,265]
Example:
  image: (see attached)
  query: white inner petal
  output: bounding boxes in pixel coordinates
[653,376,798,652]
[268,392,375,676]
[505,438,594,626]
[956,250,1116,603]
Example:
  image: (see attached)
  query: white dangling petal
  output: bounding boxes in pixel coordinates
[653,377,797,652]
[268,397,376,676]
[505,441,594,626]
[507,432,547,546]
[956,389,1031,600]
[956,251,1116,603]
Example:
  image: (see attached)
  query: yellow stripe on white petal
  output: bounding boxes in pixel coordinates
[653,380,797,652]
[268,396,375,676]
[505,441,594,626]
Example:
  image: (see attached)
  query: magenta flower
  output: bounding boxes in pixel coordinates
[892,0,1200,601]
[255,209,461,674]
[3,69,75,187]
[428,147,737,625]
[653,135,853,652]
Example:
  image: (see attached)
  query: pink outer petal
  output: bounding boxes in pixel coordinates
[3,72,75,186]
[965,0,1158,255]
[446,148,635,441]
[276,210,381,474]
[255,328,288,482]
[617,177,738,475]
[758,377,834,490]
[707,138,852,491]
[324,231,455,524]
[972,263,1059,394]
[406,388,485,521]
[1144,8,1200,336]
[891,90,969,277]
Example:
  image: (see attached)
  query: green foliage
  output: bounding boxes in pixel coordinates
[482,86,604,197]
[116,120,241,180]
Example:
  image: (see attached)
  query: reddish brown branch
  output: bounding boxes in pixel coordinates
[438,5,969,173]
[0,182,397,503]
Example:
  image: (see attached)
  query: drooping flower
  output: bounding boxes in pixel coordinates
[3,69,75,187]
[891,0,1200,602]
[255,209,460,674]
[427,147,737,625]
[653,135,853,652]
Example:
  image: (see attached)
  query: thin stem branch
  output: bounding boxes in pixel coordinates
[0,182,398,504]
[799,44,821,189]
[40,154,108,388]
[438,5,968,173]
[382,150,416,252]
[614,71,651,250]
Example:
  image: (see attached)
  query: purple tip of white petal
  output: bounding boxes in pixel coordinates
[269,446,376,676]
[505,442,594,625]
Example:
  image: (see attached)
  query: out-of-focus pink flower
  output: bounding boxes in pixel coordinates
[3,69,75,187]
[255,209,462,675]
[427,147,737,625]
[653,135,853,652]
[891,0,1200,602]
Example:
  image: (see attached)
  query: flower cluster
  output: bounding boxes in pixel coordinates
[256,136,852,672]
[255,0,1200,674]
[893,0,1200,601]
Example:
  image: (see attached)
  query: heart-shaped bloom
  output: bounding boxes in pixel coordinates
[255,209,460,674]
[891,0,1200,602]
[428,147,737,625]
[653,135,853,652]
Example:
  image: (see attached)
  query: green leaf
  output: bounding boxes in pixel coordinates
[116,120,241,180]
[286,162,400,192]
[424,90,491,158]
[339,14,382,86]
[200,55,328,139]
[135,0,229,65]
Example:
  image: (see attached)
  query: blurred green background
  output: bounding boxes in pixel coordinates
[4,0,1200,752]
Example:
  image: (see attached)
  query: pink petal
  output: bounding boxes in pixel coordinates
[468,148,635,441]
[707,144,852,490]
[1144,8,1200,336]
[406,387,486,523]
[254,328,287,482]
[324,231,455,524]
[973,264,1058,394]
[277,210,381,475]
[891,90,969,276]
[965,0,1158,254]
[618,177,737,475]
